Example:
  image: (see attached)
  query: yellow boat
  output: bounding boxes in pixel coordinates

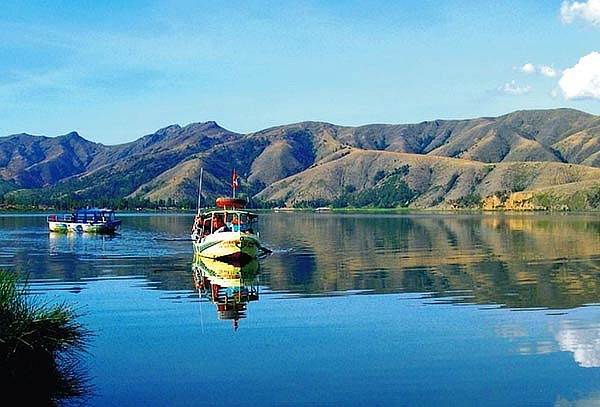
[191,197,264,261]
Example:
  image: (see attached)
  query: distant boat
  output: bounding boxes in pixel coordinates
[315,207,332,212]
[191,197,266,261]
[47,208,121,234]
[273,207,298,212]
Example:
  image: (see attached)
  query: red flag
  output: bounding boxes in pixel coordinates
[232,169,238,190]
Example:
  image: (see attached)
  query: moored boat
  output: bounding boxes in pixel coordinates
[47,208,121,234]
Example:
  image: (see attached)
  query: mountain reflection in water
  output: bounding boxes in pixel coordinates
[260,213,600,309]
[5,213,600,310]
[192,255,260,330]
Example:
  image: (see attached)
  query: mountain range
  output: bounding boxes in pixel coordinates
[4,108,600,210]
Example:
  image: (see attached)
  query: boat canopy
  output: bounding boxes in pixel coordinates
[71,208,117,222]
[215,197,247,208]
[193,209,258,236]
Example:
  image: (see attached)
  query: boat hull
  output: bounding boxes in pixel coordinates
[48,220,121,234]
[193,232,260,261]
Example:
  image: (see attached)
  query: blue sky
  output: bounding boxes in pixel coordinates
[1,0,600,145]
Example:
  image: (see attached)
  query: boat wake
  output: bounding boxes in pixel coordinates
[152,237,190,242]
[264,247,293,255]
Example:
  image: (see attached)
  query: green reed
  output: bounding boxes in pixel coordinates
[0,271,91,406]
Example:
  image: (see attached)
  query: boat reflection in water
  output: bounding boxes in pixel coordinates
[192,255,260,330]
[48,229,118,256]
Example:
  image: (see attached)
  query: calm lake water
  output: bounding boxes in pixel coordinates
[4,212,600,406]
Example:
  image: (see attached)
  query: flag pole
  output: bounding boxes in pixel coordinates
[197,167,203,215]
[232,168,236,198]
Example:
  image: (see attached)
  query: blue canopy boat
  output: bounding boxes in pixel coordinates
[47,208,121,234]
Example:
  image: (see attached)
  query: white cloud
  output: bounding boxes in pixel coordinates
[539,65,558,78]
[499,80,532,95]
[561,0,600,26]
[559,51,600,99]
[518,63,557,77]
[520,63,536,74]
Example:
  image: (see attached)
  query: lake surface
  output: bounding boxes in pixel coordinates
[4,212,600,406]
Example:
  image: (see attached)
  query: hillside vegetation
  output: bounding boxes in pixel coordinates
[4,108,600,210]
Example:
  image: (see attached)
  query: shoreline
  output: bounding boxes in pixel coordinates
[2,207,600,216]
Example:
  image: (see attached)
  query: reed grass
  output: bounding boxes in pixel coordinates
[0,271,91,406]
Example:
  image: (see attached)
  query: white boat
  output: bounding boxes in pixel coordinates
[315,207,332,212]
[47,208,121,234]
[191,197,265,261]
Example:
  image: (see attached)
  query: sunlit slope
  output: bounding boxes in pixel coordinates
[138,108,600,205]
[256,148,600,208]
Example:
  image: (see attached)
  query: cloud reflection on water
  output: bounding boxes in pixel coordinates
[556,321,600,368]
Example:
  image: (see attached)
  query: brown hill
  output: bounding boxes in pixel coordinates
[5,108,600,209]
[0,132,106,188]
[255,148,600,208]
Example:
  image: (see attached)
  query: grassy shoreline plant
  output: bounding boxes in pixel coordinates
[0,271,91,406]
